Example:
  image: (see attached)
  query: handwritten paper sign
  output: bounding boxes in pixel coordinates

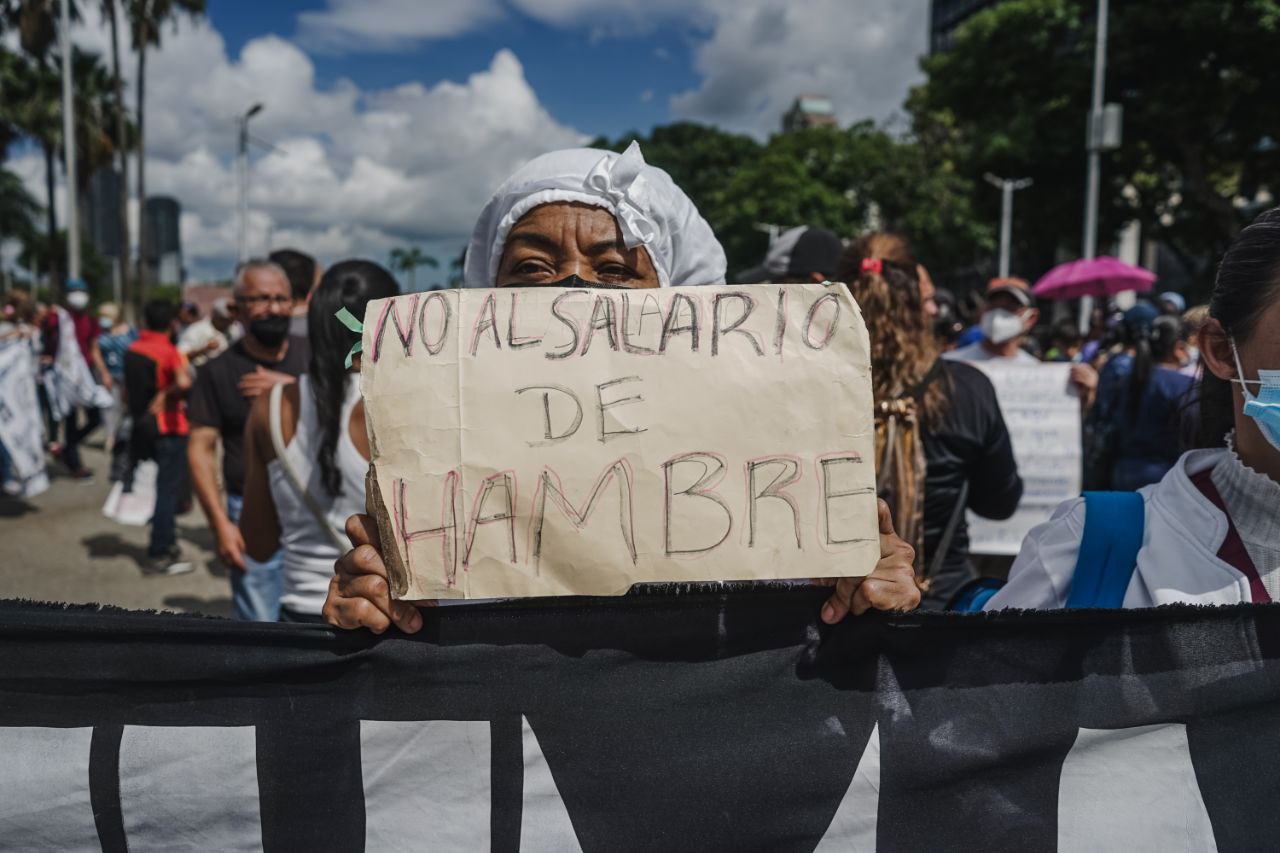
[360,283,878,600]
[966,362,1082,556]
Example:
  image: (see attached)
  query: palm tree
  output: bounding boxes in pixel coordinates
[0,46,126,298]
[389,246,439,291]
[127,0,204,311]
[0,168,40,248]
[101,0,131,316]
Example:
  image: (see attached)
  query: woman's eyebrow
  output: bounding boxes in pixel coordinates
[584,239,627,257]
[505,232,560,253]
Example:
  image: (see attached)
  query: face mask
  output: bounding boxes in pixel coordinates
[981,308,1026,345]
[1187,345,1200,366]
[1231,338,1280,451]
[99,317,113,330]
[248,314,291,347]
[500,275,631,290]
[66,292,89,311]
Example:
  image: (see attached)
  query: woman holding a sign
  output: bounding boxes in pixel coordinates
[322,143,922,632]
[987,207,1280,609]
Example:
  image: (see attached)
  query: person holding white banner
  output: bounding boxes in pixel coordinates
[40,280,113,480]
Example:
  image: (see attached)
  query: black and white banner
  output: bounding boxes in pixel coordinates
[0,590,1276,851]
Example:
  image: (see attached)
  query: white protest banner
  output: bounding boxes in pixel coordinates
[361,283,878,600]
[0,339,48,498]
[966,362,1081,556]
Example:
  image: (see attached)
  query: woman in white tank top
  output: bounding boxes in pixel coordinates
[241,261,400,620]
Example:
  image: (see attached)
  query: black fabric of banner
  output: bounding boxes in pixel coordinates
[2,590,1280,851]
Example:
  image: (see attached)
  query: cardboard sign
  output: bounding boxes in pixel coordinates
[965,361,1082,556]
[360,283,878,599]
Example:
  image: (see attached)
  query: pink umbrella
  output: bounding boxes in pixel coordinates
[1031,256,1156,301]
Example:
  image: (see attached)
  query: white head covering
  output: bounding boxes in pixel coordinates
[463,141,727,289]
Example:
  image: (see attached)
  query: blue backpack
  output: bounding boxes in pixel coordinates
[950,491,1146,612]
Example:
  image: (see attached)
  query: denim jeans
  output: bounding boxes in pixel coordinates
[225,492,283,621]
[148,434,188,558]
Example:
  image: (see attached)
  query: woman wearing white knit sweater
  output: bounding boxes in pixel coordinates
[988,207,1280,609]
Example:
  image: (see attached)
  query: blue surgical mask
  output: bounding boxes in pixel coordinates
[1231,338,1280,451]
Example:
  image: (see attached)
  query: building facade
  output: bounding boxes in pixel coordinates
[143,196,183,285]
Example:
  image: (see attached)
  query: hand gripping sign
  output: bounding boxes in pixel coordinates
[360,283,878,600]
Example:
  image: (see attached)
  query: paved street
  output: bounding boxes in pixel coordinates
[0,442,232,616]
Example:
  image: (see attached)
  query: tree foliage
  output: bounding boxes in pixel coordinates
[595,122,991,282]
[910,0,1280,292]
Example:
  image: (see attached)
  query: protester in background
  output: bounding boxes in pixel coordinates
[988,206,1280,609]
[322,143,922,632]
[241,261,399,622]
[946,278,1040,364]
[1158,291,1187,316]
[96,302,136,459]
[270,248,321,339]
[188,259,309,620]
[835,241,1023,608]
[1089,306,1195,491]
[1044,319,1084,362]
[177,299,232,369]
[123,300,194,575]
[41,280,112,479]
[932,287,964,349]
[735,225,842,284]
[1180,304,1210,378]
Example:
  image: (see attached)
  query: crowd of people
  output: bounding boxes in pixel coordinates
[0,140,1275,628]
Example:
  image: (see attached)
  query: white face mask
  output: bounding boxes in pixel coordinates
[981,308,1026,345]
[66,291,89,311]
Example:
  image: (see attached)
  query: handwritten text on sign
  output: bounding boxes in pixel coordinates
[360,283,878,599]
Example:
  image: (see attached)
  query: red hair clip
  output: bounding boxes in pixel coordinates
[860,257,883,275]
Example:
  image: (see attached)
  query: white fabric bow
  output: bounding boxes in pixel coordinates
[583,141,656,249]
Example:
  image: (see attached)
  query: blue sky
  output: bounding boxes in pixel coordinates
[210,0,706,140]
[7,0,929,286]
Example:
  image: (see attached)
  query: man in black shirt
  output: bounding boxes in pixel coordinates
[187,259,309,620]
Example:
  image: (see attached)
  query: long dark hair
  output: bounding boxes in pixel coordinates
[307,260,399,496]
[1198,207,1280,447]
[837,232,947,431]
[1126,314,1183,423]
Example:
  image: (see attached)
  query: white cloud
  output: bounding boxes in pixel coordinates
[10,10,586,285]
[283,0,928,136]
[297,0,504,52]
[670,0,929,136]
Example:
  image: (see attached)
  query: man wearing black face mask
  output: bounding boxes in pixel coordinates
[187,259,309,621]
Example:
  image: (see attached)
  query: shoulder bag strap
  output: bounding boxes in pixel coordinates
[1065,491,1145,609]
[269,381,347,551]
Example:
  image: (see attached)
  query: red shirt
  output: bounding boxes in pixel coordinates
[42,308,99,364]
[124,330,189,436]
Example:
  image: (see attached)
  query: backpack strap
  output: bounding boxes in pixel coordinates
[1065,491,1146,609]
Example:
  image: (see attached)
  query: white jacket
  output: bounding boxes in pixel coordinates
[985,448,1260,609]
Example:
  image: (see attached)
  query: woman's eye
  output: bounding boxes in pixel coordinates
[513,260,552,277]
[598,263,636,280]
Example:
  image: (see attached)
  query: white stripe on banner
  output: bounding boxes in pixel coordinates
[813,722,879,852]
[360,719,491,851]
[119,725,263,852]
[521,716,583,852]
[1058,723,1218,852]
[0,727,97,851]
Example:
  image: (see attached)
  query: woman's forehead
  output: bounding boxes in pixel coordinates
[510,201,621,239]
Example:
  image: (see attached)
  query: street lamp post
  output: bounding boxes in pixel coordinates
[1079,0,1116,331]
[984,173,1033,279]
[237,103,264,263]
[60,0,80,291]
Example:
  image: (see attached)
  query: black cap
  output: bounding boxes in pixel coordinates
[737,226,843,283]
